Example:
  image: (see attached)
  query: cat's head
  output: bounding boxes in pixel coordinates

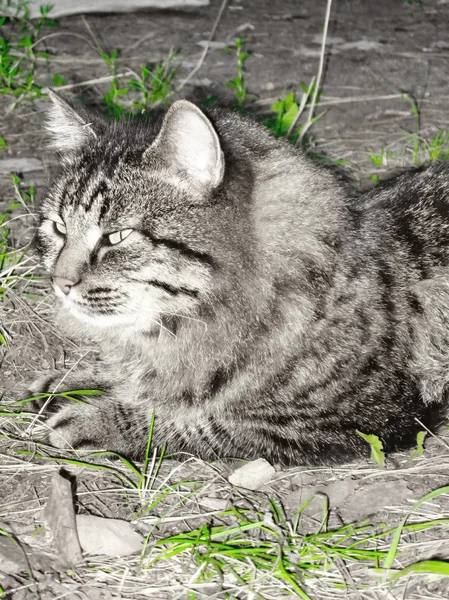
[37,91,248,333]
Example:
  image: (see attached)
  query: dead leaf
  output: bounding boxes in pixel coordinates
[43,471,83,567]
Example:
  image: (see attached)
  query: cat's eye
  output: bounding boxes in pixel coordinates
[53,221,66,235]
[107,229,133,245]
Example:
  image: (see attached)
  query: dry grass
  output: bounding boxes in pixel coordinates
[2,0,449,597]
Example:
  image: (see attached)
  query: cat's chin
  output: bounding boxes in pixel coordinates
[61,302,139,329]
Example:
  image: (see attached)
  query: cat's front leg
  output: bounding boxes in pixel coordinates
[26,367,156,457]
[34,388,151,457]
[25,368,126,452]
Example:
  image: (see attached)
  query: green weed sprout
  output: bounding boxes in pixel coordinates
[267,82,325,145]
[101,49,179,118]
[224,38,249,108]
[129,51,179,112]
[357,431,385,467]
[0,1,58,108]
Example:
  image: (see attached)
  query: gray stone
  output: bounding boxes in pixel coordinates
[76,515,143,557]
[228,458,276,490]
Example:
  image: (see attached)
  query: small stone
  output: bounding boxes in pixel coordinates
[228,458,276,490]
[337,40,383,52]
[76,515,143,557]
[311,34,345,45]
[199,497,228,511]
[235,23,255,33]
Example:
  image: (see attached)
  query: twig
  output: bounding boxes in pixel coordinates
[257,93,412,108]
[81,15,104,57]
[176,0,229,92]
[299,0,333,143]
[42,73,132,94]
[286,76,315,138]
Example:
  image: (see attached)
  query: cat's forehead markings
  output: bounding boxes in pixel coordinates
[79,176,108,212]
[85,225,102,249]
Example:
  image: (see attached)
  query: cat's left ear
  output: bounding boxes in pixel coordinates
[45,89,102,153]
[151,100,224,188]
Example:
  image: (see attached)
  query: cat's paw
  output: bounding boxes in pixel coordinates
[46,402,105,451]
[23,370,66,413]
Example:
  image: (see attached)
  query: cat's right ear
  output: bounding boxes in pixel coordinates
[45,89,101,153]
[149,100,224,188]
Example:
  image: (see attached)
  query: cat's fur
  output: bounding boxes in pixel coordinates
[33,91,449,465]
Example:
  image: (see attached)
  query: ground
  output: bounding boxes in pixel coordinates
[1,0,449,598]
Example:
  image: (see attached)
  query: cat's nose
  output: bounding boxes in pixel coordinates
[52,276,75,295]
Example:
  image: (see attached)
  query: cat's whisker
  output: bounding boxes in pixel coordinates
[130,304,178,339]
[154,298,208,331]
[160,310,208,332]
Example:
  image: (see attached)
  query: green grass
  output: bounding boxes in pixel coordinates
[145,488,449,598]
[367,93,449,179]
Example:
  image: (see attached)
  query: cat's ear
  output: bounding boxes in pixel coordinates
[151,100,224,188]
[45,89,100,153]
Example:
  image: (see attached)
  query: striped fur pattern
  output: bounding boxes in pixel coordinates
[33,92,449,465]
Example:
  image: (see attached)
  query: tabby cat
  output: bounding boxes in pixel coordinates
[32,90,449,465]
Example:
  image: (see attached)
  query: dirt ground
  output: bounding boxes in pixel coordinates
[2,0,449,598]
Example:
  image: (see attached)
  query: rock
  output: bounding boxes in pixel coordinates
[0,534,56,576]
[0,157,43,174]
[235,23,255,33]
[228,458,276,490]
[311,34,345,45]
[285,478,357,514]
[339,480,412,522]
[76,515,143,557]
[27,0,209,19]
[320,478,358,507]
[196,40,229,50]
[0,536,29,576]
[286,478,413,523]
[199,497,229,511]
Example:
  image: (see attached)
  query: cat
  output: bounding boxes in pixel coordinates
[31,89,449,466]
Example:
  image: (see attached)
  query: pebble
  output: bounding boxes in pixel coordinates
[228,458,276,490]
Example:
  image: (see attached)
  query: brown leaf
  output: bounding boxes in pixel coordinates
[43,471,83,567]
